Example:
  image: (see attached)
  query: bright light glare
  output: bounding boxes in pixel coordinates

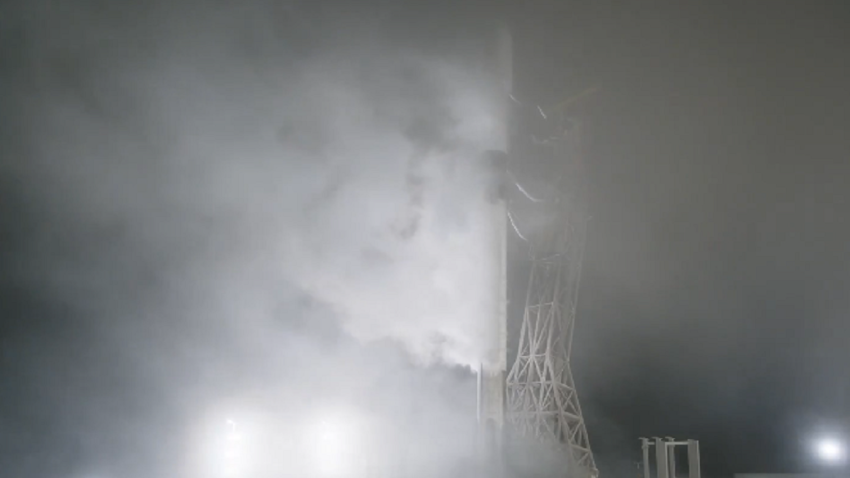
[195,416,256,478]
[310,413,367,477]
[222,419,246,476]
[814,437,846,464]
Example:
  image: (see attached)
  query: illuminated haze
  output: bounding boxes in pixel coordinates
[12,2,503,366]
[1,0,505,475]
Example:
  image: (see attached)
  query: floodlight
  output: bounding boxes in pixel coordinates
[813,436,846,465]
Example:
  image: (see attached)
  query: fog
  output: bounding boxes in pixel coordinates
[10,1,850,477]
[1,0,511,476]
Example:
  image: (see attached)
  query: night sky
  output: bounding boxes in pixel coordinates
[516,2,850,476]
[2,1,850,477]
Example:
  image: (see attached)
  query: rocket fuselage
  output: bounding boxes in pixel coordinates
[477,26,511,469]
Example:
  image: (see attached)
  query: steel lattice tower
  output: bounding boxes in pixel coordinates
[506,120,598,478]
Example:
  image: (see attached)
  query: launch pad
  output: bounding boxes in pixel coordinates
[476,26,599,478]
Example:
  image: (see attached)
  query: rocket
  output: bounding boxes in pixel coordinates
[476,25,512,475]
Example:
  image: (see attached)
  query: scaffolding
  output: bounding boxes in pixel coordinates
[505,115,597,478]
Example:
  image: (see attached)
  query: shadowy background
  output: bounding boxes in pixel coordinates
[511,1,850,476]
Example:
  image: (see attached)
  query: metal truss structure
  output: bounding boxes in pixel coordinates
[505,121,598,478]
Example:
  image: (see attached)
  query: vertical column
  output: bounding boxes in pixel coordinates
[477,26,512,476]
[655,438,669,478]
[667,440,677,478]
[478,366,504,477]
[687,440,701,478]
[641,438,652,478]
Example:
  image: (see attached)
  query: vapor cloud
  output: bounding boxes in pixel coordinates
[11,0,504,373]
[0,1,510,475]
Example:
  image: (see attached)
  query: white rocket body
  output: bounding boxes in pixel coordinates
[476,26,511,472]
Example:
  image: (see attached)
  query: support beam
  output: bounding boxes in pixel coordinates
[642,438,652,478]
[656,438,669,478]
[687,440,701,478]
[640,436,701,478]
[668,440,677,478]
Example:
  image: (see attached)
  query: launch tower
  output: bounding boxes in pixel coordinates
[505,103,598,478]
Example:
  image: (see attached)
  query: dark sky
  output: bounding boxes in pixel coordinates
[2,0,850,477]
[512,1,850,476]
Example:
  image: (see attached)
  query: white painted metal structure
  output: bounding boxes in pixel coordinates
[641,437,701,478]
[505,119,598,478]
[476,26,512,474]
